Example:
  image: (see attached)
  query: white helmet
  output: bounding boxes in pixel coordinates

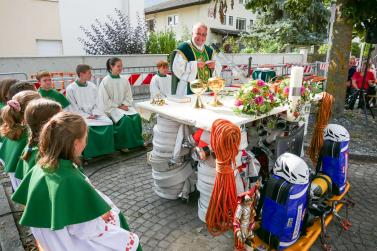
[273,153,309,185]
[323,124,350,142]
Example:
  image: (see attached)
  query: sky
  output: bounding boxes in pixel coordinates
[144,0,168,7]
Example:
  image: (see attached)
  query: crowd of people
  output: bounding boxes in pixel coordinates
[0,57,147,251]
[346,56,377,109]
[0,22,218,251]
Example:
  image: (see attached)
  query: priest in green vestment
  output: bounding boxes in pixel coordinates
[36,71,70,109]
[171,23,222,96]
[98,58,144,151]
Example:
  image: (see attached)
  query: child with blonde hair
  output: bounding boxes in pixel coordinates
[0,90,41,190]
[12,112,141,251]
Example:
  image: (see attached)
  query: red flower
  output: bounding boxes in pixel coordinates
[252,88,260,94]
[257,80,266,87]
[234,99,243,106]
[254,96,264,105]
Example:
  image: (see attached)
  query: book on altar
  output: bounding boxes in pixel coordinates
[167,95,191,103]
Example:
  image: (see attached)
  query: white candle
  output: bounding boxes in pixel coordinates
[287,66,304,121]
[289,66,304,96]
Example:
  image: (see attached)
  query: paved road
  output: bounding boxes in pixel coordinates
[87,154,377,251]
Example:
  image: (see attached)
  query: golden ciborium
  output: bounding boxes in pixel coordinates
[208,77,225,107]
[190,79,208,109]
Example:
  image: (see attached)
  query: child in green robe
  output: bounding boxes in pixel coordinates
[12,112,142,251]
[36,71,70,109]
[0,90,41,190]
[14,98,61,183]
[0,78,18,109]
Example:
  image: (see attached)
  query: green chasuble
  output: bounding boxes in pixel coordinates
[38,88,70,109]
[83,125,116,159]
[14,146,38,181]
[114,114,143,150]
[0,130,28,173]
[12,159,111,230]
[171,41,214,95]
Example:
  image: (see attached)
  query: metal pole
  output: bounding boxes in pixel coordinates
[360,45,373,124]
[247,57,252,78]
[323,4,336,90]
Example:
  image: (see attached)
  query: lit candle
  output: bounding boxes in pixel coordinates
[287,66,304,121]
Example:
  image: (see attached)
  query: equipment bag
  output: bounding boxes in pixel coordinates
[258,174,309,250]
[317,124,350,195]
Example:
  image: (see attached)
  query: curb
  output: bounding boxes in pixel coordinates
[0,184,25,251]
[304,143,377,163]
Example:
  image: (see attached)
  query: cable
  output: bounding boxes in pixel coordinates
[0,210,24,218]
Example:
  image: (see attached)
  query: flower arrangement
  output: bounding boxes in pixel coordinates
[272,78,321,102]
[234,80,282,115]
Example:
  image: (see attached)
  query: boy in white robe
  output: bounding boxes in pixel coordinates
[150,60,172,98]
[66,64,115,158]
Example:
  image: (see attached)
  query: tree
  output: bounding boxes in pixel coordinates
[79,9,147,55]
[146,30,177,54]
[326,0,377,115]
[243,0,330,51]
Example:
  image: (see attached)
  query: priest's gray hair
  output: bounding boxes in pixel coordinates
[192,23,208,33]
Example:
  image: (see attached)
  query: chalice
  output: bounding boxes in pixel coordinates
[190,79,208,109]
[208,77,225,107]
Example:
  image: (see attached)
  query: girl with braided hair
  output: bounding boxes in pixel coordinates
[0,90,40,190]
[14,98,61,185]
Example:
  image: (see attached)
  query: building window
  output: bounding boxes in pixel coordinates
[221,15,227,25]
[249,19,254,28]
[36,39,63,56]
[168,15,179,26]
[229,16,233,26]
[147,19,155,32]
[236,18,246,31]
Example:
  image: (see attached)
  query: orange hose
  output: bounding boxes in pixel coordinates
[206,119,241,235]
[309,92,334,164]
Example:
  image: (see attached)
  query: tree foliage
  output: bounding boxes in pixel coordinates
[341,0,377,39]
[243,0,330,49]
[146,30,177,54]
[79,9,147,55]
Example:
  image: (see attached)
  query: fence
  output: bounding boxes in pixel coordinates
[1,61,329,99]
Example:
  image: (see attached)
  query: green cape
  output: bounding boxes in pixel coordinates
[12,159,111,230]
[38,88,70,108]
[14,146,38,180]
[0,130,28,173]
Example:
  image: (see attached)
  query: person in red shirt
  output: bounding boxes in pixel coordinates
[350,64,376,108]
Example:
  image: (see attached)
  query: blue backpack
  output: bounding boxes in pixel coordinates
[258,153,309,250]
[317,124,350,195]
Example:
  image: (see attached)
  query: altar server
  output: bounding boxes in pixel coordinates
[98,57,144,151]
[36,71,70,109]
[171,23,222,96]
[14,98,61,184]
[0,90,41,190]
[0,78,18,109]
[66,64,115,158]
[150,60,172,98]
[12,112,141,251]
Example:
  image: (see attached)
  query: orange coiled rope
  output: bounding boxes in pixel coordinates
[309,92,334,164]
[206,119,241,235]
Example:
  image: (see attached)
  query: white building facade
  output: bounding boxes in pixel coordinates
[145,0,256,44]
[59,0,145,55]
[0,0,144,57]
